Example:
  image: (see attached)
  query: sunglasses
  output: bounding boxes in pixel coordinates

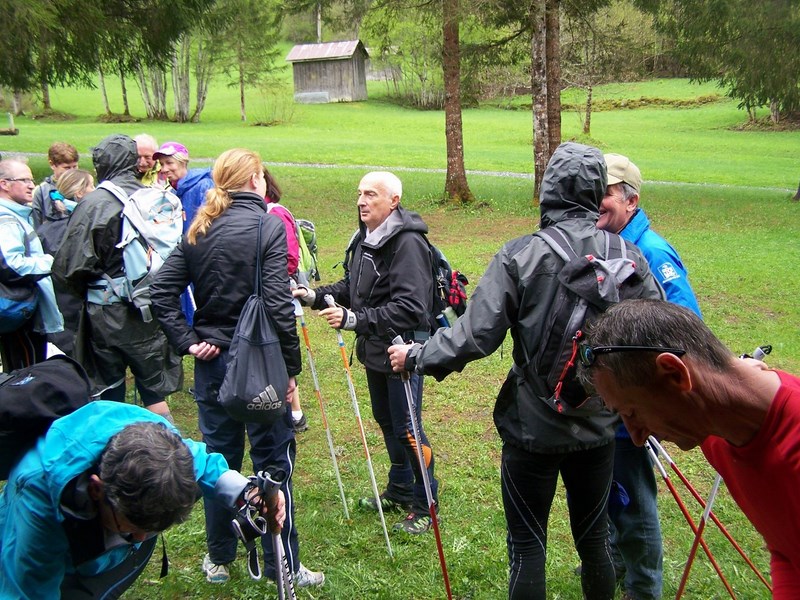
[578,344,686,368]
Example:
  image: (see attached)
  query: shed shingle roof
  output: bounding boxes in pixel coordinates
[286,40,368,63]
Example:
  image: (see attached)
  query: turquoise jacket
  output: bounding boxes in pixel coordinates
[0,198,63,333]
[0,402,248,599]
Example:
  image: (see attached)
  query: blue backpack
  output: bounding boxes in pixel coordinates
[0,213,39,334]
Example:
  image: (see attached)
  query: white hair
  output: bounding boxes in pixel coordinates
[134,134,158,150]
[365,171,402,199]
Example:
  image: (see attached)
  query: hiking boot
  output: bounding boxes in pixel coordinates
[393,511,432,535]
[292,413,308,433]
[202,554,230,584]
[358,492,412,513]
[294,563,325,587]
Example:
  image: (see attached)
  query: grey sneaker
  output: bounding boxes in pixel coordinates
[202,554,230,584]
[358,492,412,513]
[292,413,308,433]
[294,563,325,587]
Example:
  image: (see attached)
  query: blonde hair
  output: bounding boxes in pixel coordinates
[186,148,262,245]
[56,168,93,200]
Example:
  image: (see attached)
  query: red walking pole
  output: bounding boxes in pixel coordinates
[644,440,736,599]
[648,437,772,593]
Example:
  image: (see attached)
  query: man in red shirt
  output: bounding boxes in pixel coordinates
[580,298,800,598]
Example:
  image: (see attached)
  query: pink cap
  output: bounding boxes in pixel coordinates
[153,141,189,161]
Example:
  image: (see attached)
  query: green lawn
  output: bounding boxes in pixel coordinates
[1,77,795,599]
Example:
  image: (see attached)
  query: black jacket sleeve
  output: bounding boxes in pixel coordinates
[151,243,199,354]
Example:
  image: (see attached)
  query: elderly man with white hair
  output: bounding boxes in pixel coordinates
[294,171,441,535]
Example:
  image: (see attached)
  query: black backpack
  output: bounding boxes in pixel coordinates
[217,215,289,426]
[521,226,645,415]
[342,230,468,331]
[0,355,91,479]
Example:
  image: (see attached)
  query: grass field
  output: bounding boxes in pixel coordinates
[1,75,796,599]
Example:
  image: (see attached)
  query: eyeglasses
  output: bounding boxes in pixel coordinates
[106,498,152,542]
[578,344,686,368]
[2,178,35,185]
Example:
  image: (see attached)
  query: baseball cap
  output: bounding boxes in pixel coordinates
[153,142,189,161]
[604,153,642,194]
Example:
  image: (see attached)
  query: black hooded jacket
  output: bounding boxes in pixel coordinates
[54,134,143,296]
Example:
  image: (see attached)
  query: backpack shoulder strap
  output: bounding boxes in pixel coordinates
[97,180,129,206]
[604,231,626,260]
[535,226,578,263]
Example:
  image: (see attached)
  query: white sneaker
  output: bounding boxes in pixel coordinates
[202,554,230,584]
[294,563,325,587]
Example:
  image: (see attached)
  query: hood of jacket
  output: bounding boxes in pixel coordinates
[177,168,213,195]
[539,142,606,229]
[92,134,139,184]
[359,205,428,250]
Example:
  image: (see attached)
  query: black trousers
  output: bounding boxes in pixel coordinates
[500,441,616,600]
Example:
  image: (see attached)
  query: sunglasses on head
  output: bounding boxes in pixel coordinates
[578,344,686,368]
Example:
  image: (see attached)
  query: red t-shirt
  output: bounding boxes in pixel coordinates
[701,370,800,598]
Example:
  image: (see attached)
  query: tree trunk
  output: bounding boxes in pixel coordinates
[316,2,323,44]
[770,99,780,123]
[238,44,246,122]
[545,0,561,155]
[442,0,474,205]
[190,41,212,123]
[172,35,191,123]
[12,90,24,116]
[119,66,130,116]
[531,0,548,204]
[151,68,168,120]
[99,65,112,115]
[583,84,592,135]
[40,80,51,111]
[134,64,153,119]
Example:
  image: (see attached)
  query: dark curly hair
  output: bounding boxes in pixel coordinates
[99,422,198,533]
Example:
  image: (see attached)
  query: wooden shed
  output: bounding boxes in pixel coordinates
[286,40,369,104]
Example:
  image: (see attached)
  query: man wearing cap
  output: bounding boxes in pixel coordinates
[595,153,702,600]
[53,134,182,423]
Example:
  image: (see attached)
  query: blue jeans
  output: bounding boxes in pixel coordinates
[194,352,299,578]
[365,369,438,513]
[610,434,663,600]
[501,441,616,600]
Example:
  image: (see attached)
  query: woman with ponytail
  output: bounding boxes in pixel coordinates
[150,148,324,588]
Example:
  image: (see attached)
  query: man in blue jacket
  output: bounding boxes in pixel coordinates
[0,401,285,599]
[596,153,702,600]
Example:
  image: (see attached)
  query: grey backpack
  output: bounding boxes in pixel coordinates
[523,226,644,415]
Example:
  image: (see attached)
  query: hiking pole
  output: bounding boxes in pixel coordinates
[290,282,349,520]
[648,437,772,593]
[675,473,723,600]
[391,335,453,600]
[259,469,297,600]
[323,294,393,558]
[644,440,737,599]
[231,469,297,599]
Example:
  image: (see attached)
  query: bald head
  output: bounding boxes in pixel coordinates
[0,160,35,205]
